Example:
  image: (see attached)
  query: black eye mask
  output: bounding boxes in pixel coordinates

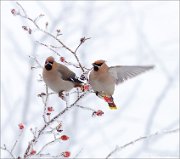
[45,61,53,65]
[93,63,103,67]
[93,63,103,71]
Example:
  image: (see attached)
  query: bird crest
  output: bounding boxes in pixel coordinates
[93,60,105,66]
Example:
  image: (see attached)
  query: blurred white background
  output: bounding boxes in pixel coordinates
[1,1,179,158]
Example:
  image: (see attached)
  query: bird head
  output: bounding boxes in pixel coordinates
[92,60,106,71]
[44,56,55,71]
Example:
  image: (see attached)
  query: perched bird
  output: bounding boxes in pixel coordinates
[89,60,154,110]
[43,56,83,97]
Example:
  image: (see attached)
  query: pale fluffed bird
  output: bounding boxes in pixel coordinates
[89,60,154,110]
[43,56,83,97]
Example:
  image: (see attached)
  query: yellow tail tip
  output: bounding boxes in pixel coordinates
[109,106,117,110]
[108,102,118,110]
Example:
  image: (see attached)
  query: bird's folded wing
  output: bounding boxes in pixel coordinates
[57,64,83,84]
[57,64,76,81]
[108,65,154,84]
[68,76,83,84]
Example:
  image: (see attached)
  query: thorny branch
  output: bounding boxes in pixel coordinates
[106,128,179,158]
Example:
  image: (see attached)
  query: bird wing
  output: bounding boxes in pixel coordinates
[57,64,82,84]
[108,65,154,84]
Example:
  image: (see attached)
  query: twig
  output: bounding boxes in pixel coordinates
[76,105,96,112]
[23,92,88,158]
[16,2,27,17]
[74,37,91,53]
[36,41,89,71]
[73,53,85,72]
[106,128,179,158]
[0,144,16,159]
[12,3,91,158]
[29,55,43,68]
[11,130,24,154]
[36,139,58,155]
[34,14,44,23]
[73,147,84,159]
[35,41,61,57]
[42,85,49,123]
[16,3,87,72]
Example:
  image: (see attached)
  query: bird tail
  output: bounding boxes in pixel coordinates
[103,95,117,110]
[70,77,84,88]
[108,100,117,110]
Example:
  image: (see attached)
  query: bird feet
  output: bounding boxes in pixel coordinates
[58,91,65,100]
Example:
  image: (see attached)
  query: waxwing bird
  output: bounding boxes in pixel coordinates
[89,60,154,110]
[43,56,83,97]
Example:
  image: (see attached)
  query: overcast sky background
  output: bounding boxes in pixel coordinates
[1,1,179,158]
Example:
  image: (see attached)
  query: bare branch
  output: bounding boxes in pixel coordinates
[16,2,27,17]
[23,92,88,158]
[10,3,92,158]
[16,3,87,72]
[11,130,24,154]
[0,144,16,159]
[34,14,45,23]
[35,41,61,57]
[76,104,96,112]
[74,37,91,53]
[36,139,58,155]
[29,55,43,68]
[106,128,179,158]
[42,85,49,123]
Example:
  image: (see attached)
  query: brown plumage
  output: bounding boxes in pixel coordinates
[89,60,154,110]
[43,56,83,96]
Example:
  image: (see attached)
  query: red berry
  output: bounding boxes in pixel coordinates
[92,110,104,117]
[60,135,69,141]
[18,123,24,129]
[83,84,90,91]
[62,151,71,158]
[60,57,65,62]
[96,110,104,116]
[47,106,54,112]
[30,149,36,155]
